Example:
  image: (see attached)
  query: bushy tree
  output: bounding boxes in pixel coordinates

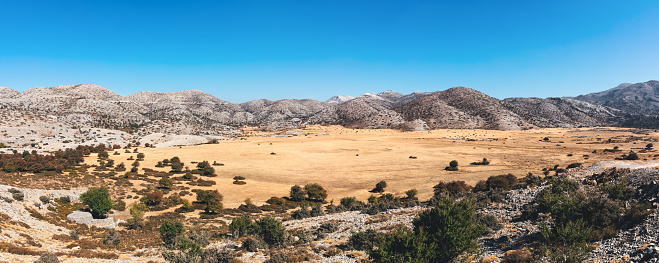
[373,181,387,193]
[445,160,459,171]
[159,220,184,245]
[289,185,306,202]
[127,203,147,229]
[304,183,327,202]
[366,194,485,262]
[196,190,223,213]
[229,215,255,237]
[255,217,285,247]
[80,186,113,218]
[196,161,215,176]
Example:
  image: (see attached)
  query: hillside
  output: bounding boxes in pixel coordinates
[0,82,648,138]
[573,80,659,114]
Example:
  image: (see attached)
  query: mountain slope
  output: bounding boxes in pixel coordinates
[573,80,659,114]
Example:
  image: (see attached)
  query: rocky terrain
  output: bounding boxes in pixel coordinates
[0,80,657,151]
[573,81,659,115]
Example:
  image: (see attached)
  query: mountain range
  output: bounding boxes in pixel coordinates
[0,80,656,134]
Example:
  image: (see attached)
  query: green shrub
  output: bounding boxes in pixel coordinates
[600,181,636,201]
[80,186,113,218]
[229,215,254,237]
[39,196,50,204]
[476,213,502,232]
[367,195,485,262]
[340,197,357,207]
[196,190,223,213]
[405,189,418,199]
[373,181,387,193]
[347,229,380,251]
[255,217,285,247]
[159,220,184,245]
[624,202,654,226]
[444,160,459,171]
[304,183,327,202]
[624,151,639,160]
[112,199,126,211]
[289,185,306,202]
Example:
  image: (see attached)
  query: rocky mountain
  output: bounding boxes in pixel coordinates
[325,95,355,103]
[0,82,651,135]
[503,97,619,128]
[572,80,659,114]
[397,87,530,130]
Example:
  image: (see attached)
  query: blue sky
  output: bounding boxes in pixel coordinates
[1,1,658,103]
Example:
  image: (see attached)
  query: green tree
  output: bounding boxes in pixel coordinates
[159,177,173,189]
[127,203,147,229]
[373,181,387,193]
[136,152,145,161]
[80,186,113,218]
[289,185,306,202]
[229,215,254,237]
[196,190,223,213]
[196,161,215,176]
[97,151,109,159]
[304,183,328,202]
[159,220,184,245]
[369,194,485,262]
[255,217,285,246]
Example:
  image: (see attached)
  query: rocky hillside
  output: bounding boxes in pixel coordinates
[573,80,659,114]
[0,83,646,135]
[503,97,619,128]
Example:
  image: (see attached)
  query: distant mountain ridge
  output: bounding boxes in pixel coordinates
[0,81,656,134]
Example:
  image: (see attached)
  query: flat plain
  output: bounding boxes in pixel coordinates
[94,125,657,208]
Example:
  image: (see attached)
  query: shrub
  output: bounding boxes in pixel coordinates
[196,161,215,176]
[255,217,285,247]
[473,174,517,192]
[624,151,639,160]
[470,158,490,165]
[367,195,485,262]
[112,199,126,211]
[501,249,533,263]
[304,183,327,202]
[196,190,223,213]
[476,213,503,232]
[347,229,380,251]
[291,204,311,220]
[141,191,164,206]
[372,181,387,193]
[405,189,418,199]
[433,181,471,197]
[39,196,50,204]
[242,237,267,252]
[80,186,113,218]
[624,202,654,226]
[59,196,71,204]
[33,253,59,263]
[159,220,184,245]
[600,181,636,201]
[340,197,357,207]
[310,204,324,217]
[127,203,147,229]
[200,246,234,262]
[566,163,582,169]
[289,185,306,202]
[159,177,174,189]
[229,215,254,237]
[444,160,459,171]
[103,230,121,245]
[12,192,24,201]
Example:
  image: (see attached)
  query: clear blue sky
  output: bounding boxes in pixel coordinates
[1,1,658,103]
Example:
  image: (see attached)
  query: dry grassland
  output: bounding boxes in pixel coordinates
[95,126,658,208]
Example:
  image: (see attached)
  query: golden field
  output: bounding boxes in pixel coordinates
[96,126,658,208]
